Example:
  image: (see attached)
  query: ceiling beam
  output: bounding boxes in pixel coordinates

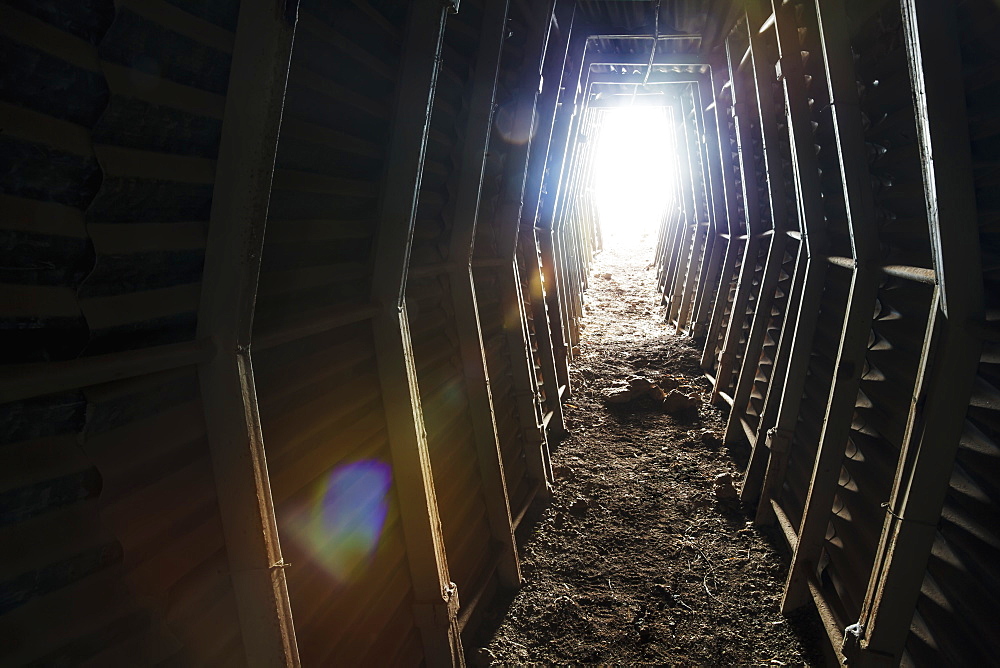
[583,51,708,68]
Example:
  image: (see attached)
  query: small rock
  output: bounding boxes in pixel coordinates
[658,375,681,391]
[604,388,637,404]
[691,495,712,510]
[651,583,673,599]
[662,390,698,413]
[714,473,739,500]
[553,465,573,480]
[627,375,655,392]
[569,498,589,517]
[699,430,723,448]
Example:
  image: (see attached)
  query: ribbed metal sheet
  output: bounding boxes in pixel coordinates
[251,1,420,663]
[1,0,243,663]
[649,0,1000,664]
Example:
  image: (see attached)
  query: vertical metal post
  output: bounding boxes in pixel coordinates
[523,1,575,429]
[722,5,791,444]
[445,0,521,589]
[195,1,299,665]
[690,75,730,339]
[699,59,744,358]
[369,3,463,665]
[493,0,558,499]
[676,85,709,332]
[541,27,588,393]
[779,0,882,614]
[744,0,830,523]
[659,104,686,310]
[713,28,763,402]
[845,0,983,663]
[667,93,696,327]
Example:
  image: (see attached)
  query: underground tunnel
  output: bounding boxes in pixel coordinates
[1,0,999,665]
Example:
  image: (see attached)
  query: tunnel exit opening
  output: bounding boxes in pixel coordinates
[591,104,676,250]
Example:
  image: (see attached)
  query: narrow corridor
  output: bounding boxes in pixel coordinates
[476,231,826,664]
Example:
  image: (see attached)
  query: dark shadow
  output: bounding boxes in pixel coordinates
[754,523,832,667]
[464,499,548,666]
[724,435,752,473]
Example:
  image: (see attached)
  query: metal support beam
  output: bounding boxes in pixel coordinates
[534,8,583,400]
[520,0,574,439]
[550,95,586,358]
[195,1,299,665]
[444,0,521,590]
[491,0,557,500]
[368,3,463,665]
[745,0,830,525]
[690,75,730,338]
[700,52,745,370]
[713,29,763,402]
[585,31,702,42]
[779,0,882,617]
[586,71,706,87]
[666,93,698,327]
[540,27,588,394]
[583,51,709,69]
[722,5,791,445]
[846,0,984,663]
[675,85,710,333]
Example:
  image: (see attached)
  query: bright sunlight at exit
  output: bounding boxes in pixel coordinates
[592,106,675,246]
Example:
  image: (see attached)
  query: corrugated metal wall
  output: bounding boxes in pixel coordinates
[251,1,423,663]
[1,0,595,664]
[648,0,1000,665]
[907,0,1000,662]
[1,0,245,663]
[6,0,997,665]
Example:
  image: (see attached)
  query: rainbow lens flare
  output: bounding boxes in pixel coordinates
[287,459,392,584]
[495,97,536,145]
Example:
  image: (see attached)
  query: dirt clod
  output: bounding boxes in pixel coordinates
[552,465,573,481]
[662,389,699,414]
[603,387,637,404]
[714,473,739,501]
[569,498,590,517]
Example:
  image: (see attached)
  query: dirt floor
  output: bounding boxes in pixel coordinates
[473,228,827,665]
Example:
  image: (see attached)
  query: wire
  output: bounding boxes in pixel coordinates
[631,0,661,107]
[642,0,661,87]
[880,501,938,528]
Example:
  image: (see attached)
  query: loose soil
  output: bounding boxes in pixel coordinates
[473,229,827,665]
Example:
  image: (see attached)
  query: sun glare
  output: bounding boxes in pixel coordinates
[592,106,675,245]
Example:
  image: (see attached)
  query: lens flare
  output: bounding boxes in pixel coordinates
[286,459,392,584]
[495,98,536,145]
